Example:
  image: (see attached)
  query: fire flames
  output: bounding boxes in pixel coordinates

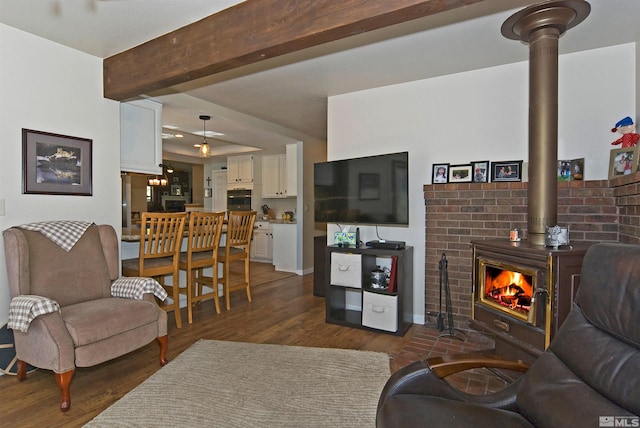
[485,269,533,312]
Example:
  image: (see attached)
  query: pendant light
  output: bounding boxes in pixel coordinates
[199,115,211,157]
[148,163,171,186]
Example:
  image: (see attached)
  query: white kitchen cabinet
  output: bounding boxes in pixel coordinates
[285,143,297,197]
[272,222,296,273]
[120,99,162,174]
[251,221,273,262]
[227,155,254,188]
[262,144,297,198]
[262,154,287,197]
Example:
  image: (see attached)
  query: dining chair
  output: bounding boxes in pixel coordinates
[218,211,257,310]
[122,212,187,328]
[178,211,225,323]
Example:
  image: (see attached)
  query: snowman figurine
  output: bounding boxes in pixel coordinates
[611,116,639,148]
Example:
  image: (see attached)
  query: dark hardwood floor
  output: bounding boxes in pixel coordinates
[0,262,507,427]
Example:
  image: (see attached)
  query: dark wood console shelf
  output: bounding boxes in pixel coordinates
[324,245,413,336]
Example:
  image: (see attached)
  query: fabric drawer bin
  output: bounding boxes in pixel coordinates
[330,253,362,288]
[362,291,398,332]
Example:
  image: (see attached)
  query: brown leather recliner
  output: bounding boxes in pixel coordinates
[3,224,168,412]
[377,243,640,427]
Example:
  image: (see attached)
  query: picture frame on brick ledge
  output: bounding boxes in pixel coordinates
[608,147,638,179]
[432,163,449,184]
[471,160,489,183]
[449,164,472,183]
[491,160,522,182]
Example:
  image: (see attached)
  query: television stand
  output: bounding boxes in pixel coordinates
[325,245,413,336]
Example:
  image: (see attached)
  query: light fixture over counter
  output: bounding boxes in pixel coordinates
[199,115,211,157]
[147,175,167,186]
[148,163,170,186]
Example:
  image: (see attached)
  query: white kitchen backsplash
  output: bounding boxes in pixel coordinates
[255,198,295,219]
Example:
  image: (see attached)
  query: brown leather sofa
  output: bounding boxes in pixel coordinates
[4,223,168,411]
[377,243,640,427]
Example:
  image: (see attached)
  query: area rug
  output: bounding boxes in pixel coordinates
[85,340,391,427]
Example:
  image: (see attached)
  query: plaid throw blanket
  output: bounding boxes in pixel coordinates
[19,220,93,252]
[111,277,168,302]
[8,295,61,333]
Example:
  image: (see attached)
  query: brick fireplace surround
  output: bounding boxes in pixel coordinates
[424,171,640,328]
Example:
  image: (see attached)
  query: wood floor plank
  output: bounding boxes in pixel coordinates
[0,262,414,427]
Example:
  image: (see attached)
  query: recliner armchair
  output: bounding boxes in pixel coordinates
[3,223,168,412]
[377,243,640,427]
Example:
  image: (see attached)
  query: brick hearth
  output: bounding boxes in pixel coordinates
[423,171,640,327]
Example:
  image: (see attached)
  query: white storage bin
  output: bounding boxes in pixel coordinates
[362,291,398,332]
[330,253,362,288]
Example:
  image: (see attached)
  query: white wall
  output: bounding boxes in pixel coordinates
[0,24,122,325]
[328,43,636,324]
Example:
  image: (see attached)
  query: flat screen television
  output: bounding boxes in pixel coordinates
[314,151,409,225]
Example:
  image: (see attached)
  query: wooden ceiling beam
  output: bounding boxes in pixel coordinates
[103,0,485,101]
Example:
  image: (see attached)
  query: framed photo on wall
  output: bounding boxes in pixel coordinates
[432,163,449,184]
[22,128,92,195]
[449,164,472,183]
[609,147,639,179]
[471,160,489,183]
[491,160,523,182]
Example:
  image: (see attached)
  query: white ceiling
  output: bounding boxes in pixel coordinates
[1,0,639,163]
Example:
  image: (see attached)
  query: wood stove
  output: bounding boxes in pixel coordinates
[471,240,588,363]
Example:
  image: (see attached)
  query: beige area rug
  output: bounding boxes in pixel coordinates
[85,340,391,427]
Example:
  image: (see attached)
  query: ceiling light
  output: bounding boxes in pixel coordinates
[159,163,174,174]
[162,132,184,139]
[199,115,211,157]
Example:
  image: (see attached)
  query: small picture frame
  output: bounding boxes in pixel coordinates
[491,160,523,182]
[22,128,93,195]
[570,158,584,180]
[471,160,489,183]
[204,188,212,198]
[432,163,449,184]
[609,147,639,179]
[449,164,472,183]
[557,160,572,181]
[559,158,585,181]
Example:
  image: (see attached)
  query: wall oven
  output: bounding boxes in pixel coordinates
[227,189,252,212]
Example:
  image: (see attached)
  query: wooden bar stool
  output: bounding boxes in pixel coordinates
[217,211,257,310]
[122,212,187,328]
[178,211,225,323]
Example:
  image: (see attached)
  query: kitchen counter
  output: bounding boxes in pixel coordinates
[269,219,296,224]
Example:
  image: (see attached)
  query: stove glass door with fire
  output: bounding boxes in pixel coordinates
[478,259,541,325]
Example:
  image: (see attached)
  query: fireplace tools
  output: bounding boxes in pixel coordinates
[437,253,462,339]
